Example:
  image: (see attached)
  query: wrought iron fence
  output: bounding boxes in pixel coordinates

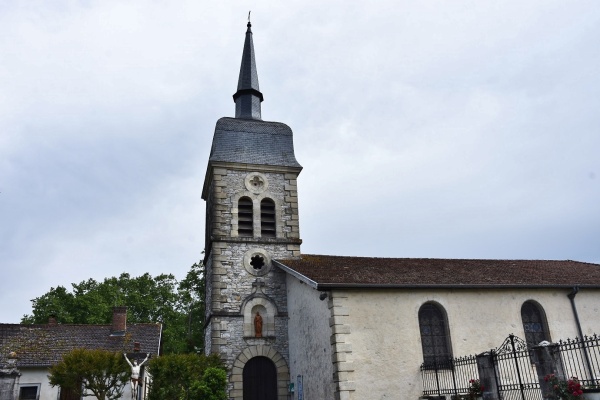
[420,334,600,399]
[558,334,600,388]
[420,355,479,397]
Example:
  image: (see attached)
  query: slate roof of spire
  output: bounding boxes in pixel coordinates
[0,322,161,368]
[236,22,261,94]
[205,23,301,171]
[233,22,264,120]
[274,255,600,289]
[208,117,301,168]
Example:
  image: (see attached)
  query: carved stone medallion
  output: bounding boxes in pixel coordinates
[244,172,268,194]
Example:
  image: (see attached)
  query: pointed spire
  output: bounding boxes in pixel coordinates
[233,20,264,120]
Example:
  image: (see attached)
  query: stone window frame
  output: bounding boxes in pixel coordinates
[231,346,289,400]
[521,300,551,348]
[241,295,278,337]
[418,301,453,369]
[231,192,283,239]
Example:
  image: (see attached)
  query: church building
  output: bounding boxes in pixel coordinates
[202,23,600,400]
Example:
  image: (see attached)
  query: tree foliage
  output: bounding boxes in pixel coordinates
[189,368,228,400]
[147,353,226,400]
[48,349,129,400]
[23,262,206,354]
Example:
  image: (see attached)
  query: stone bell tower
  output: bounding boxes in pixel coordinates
[201,21,302,400]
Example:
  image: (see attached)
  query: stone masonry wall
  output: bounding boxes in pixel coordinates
[209,241,292,367]
[204,166,301,399]
[208,168,300,242]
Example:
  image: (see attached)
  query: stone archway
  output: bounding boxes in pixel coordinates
[231,346,289,400]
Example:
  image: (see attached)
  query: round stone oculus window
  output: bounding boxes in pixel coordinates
[243,248,272,276]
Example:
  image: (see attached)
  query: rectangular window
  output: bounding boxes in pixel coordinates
[19,384,40,400]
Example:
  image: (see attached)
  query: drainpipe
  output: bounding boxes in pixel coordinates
[567,287,594,384]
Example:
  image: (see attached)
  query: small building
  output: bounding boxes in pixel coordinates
[0,307,161,400]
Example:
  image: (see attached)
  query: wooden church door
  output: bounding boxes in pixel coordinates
[243,356,277,400]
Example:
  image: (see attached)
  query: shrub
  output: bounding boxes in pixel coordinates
[147,353,226,400]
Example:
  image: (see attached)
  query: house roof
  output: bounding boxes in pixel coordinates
[0,323,161,368]
[274,254,600,289]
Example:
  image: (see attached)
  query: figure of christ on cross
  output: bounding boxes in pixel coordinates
[124,353,150,398]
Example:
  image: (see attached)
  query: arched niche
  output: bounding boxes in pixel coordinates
[242,296,277,338]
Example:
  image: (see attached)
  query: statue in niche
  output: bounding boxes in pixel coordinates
[254,311,263,337]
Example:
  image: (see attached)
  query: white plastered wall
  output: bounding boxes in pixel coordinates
[286,275,336,400]
[18,368,57,400]
[19,366,150,400]
[330,287,600,400]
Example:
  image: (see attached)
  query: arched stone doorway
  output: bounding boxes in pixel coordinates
[243,356,277,400]
[231,345,289,400]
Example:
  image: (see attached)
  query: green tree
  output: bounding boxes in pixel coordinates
[23,262,205,354]
[48,349,129,400]
[147,353,226,400]
[178,261,206,352]
[190,367,227,400]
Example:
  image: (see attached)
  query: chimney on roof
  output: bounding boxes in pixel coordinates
[48,315,57,325]
[111,306,127,334]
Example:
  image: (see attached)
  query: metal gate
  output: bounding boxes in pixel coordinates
[492,335,542,400]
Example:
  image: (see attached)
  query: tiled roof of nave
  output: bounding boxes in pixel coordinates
[275,254,600,288]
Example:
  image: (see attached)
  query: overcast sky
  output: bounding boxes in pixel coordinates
[1,1,599,323]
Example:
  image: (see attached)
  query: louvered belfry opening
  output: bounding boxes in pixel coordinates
[260,198,276,237]
[238,197,254,237]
